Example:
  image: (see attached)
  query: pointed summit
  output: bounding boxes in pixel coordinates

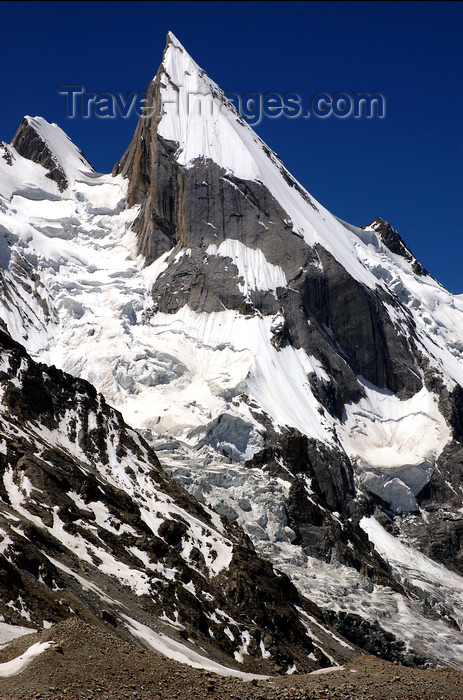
[161,30,213,82]
[165,30,185,50]
[12,116,93,191]
[113,33,378,288]
[156,30,200,84]
[154,32,262,181]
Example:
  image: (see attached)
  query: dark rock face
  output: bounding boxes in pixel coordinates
[299,246,422,399]
[325,610,429,668]
[0,142,14,166]
[276,432,355,515]
[149,250,250,315]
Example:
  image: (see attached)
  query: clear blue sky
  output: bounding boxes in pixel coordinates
[2,1,462,291]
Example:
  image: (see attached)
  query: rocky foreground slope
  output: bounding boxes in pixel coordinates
[2,619,463,699]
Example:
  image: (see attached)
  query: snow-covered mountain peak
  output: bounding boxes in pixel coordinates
[11,115,94,192]
[110,35,463,463]
[146,36,418,293]
[159,30,228,100]
[162,30,198,68]
[4,33,463,674]
[165,30,182,46]
[155,34,262,181]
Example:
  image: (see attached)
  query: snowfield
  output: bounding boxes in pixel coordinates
[0,640,53,678]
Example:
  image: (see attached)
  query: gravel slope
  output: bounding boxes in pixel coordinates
[1,619,463,699]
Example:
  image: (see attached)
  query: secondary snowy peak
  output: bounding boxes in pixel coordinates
[365,217,427,277]
[11,116,93,191]
[0,124,130,354]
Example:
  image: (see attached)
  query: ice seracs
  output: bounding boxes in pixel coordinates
[341,379,451,513]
